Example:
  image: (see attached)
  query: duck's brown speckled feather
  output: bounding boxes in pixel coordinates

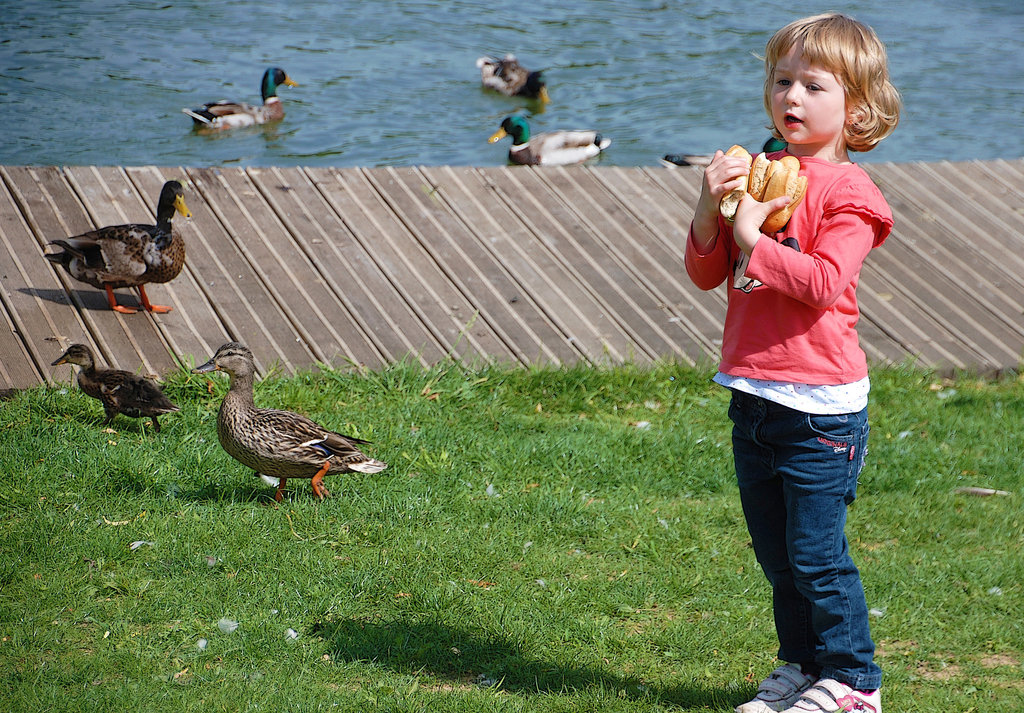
[194,342,387,492]
[45,180,189,295]
[216,403,378,479]
[476,54,548,101]
[51,344,179,431]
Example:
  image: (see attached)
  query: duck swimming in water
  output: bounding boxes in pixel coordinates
[183,67,298,130]
[488,115,610,166]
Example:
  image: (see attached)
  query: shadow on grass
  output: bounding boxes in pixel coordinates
[313,617,750,709]
[48,404,169,435]
[178,479,279,504]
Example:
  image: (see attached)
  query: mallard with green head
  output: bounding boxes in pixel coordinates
[183,67,298,130]
[488,115,610,166]
[661,137,788,168]
[45,180,190,314]
[193,342,388,502]
[476,54,550,102]
[52,344,180,432]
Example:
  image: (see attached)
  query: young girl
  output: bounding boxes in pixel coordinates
[684,14,900,713]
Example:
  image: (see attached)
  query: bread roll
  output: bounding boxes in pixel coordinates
[718,147,807,233]
[759,156,806,233]
[747,153,772,201]
[718,145,752,222]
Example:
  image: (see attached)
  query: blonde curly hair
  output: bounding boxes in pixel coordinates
[763,13,901,153]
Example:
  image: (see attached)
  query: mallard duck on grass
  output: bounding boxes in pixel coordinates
[52,344,179,432]
[45,180,190,314]
[476,54,550,103]
[194,342,387,502]
[489,115,610,166]
[182,67,298,130]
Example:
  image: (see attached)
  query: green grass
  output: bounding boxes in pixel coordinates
[1,361,1021,712]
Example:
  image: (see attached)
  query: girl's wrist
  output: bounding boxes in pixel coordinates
[690,213,720,252]
[734,224,761,256]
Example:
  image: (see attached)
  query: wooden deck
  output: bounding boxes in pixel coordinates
[1,160,1023,389]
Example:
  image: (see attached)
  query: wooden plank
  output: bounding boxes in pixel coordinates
[183,166,319,375]
[423,165,634,364]
[868,162,1024,298]
[0,298,39,390]
[476,166,675,363]
[863,165,1024,370]
[642,165,705,210]
[2,160,1023,384]
[6,166,170,379]
[250,166,432,367]
[946,159,1024,236]
[856,258,994,372]
[870,233,1022,367]
[588,167,732,345]
[294,167,447,366]
[192,167,343,368]
[854,288,941,368]
[228,166,386,369]
[987,158,1024,212]
[315,167,509,365]
[374,166,582,366]
[0,168,84,386]
[532,166,714,362]
[306,168,463,364]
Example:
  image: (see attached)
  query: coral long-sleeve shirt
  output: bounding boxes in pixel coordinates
[685,154,893,385]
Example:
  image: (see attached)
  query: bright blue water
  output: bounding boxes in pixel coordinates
[1,0,1022,168]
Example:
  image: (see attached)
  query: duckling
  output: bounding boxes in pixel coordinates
[45,180,190,314]
[51,344,179,432]
[182,67,298,130]
[476,54,550,103]
[193,342,387,502]
[488,115,610,166]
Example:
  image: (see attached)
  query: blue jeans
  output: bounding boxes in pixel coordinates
[727,389,882,691]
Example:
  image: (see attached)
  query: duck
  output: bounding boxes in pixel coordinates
[45,180,190,314]
[182,67,298,130]
[660,153,713,168]
[193,342,387,502]
[476,54,550,103]
[661,137,788,168]
[488,115,610,166]
[51,344,180,432]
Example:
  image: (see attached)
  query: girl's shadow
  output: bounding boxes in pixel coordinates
[312,617,752,708]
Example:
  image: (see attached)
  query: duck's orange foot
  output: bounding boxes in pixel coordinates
[137,285,173,313]
[311,461,331,500]
[105,285,138,313]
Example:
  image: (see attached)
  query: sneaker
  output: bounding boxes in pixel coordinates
[735,663,817,713]
[782,679,881,712]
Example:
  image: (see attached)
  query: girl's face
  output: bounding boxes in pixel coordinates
[771,41,851,162]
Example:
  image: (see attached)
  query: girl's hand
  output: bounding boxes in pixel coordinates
[733,193,792,255]
[691,149,753,246]
[696,150,751,218]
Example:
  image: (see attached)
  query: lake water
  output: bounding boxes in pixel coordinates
[1,0,1022,169]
